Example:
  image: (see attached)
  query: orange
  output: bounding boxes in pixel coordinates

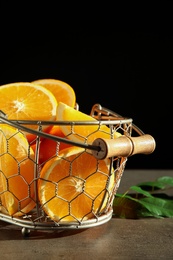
[38,125,72,164]
[38,146,114,222]
[0,124,36,216]
[32,78,76,108]
[56,102,122,145]
[26,125,53,144]
[0,82,58,142]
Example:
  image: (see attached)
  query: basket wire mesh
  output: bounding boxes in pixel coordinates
[0,104,154,235]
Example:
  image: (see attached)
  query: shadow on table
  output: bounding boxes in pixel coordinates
[0,220,89,240]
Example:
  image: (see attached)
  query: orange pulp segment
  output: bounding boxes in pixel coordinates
[38,146,114,222]
[0,82,57,122]
[38,125,72,164]
[0,82,58,142]
[32,78,76,108]
[56,102,121,145]
[0,124,36,216]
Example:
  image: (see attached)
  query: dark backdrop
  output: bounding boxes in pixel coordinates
[1,3,172,169]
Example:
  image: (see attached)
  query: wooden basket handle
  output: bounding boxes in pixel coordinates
[92,134,156,160]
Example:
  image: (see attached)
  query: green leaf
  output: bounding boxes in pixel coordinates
[113,196,140,219]
[157,176,173,187]
[137,181,165,191]
[137,207,163,218]
[137,176,173,192]
[137,197,173,218]
[113,176,173,219]
[129,185,153,198]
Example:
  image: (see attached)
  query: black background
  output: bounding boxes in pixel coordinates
[1,3,172,169]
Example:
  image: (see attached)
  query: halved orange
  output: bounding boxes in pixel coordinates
[56,102,121,145]
[38,146,114,222]
[32,78,76,108]
[0,82,58,142]
[0,124,36,216]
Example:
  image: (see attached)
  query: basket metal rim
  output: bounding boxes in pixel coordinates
[0,208,113,231]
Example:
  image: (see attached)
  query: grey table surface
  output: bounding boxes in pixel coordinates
[0,169,173,260]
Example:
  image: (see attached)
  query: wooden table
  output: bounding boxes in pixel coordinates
[0,170,173,260]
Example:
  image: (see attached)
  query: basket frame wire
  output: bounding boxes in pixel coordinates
[0,104,142,234]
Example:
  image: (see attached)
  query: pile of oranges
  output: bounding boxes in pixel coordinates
[0,79,119,222]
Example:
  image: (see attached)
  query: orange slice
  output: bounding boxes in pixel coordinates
[56,102,121,145]
[0,82,57,122]
[0,124,36,216]
[0,82,58,141]
[32,78,76,108]
[38,125,72,164]
[38,146,114,222]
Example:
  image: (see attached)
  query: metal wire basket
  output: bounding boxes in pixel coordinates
[0,104,155,236]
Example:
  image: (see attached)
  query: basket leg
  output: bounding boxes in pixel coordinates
[21,227,31,237]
